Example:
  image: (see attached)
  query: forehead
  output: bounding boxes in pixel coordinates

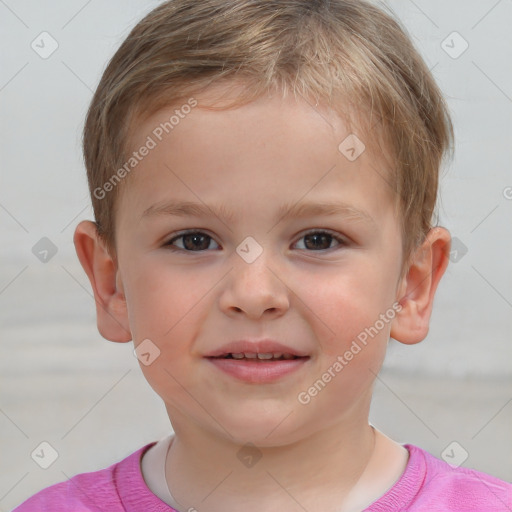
[119,89,397,228]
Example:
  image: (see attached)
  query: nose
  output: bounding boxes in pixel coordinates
[218,249,290,320]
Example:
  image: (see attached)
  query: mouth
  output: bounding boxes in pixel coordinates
[204,340,310,382]
[209,352,307,361]
[204,339,310,359]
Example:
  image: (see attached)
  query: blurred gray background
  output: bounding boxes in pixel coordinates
[1,0,511,509]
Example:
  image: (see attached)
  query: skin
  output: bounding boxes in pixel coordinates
[74,84,450,512]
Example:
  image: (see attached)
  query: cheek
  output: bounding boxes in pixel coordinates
[122,260,213,403]
[122,257,213,342]
[297,265,396,358]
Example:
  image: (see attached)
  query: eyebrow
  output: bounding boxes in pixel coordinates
[141,199,375,227]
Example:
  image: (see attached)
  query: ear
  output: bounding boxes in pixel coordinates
[391,227,450,345]
[73,220,132,343]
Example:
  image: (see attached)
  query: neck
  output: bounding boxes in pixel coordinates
[163,412,406,512]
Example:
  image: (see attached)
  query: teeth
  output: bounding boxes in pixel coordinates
[257,353,274,360]
[226,352,298,360]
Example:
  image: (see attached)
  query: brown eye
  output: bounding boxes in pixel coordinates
[166,231,219,251]
[294,231,344,251]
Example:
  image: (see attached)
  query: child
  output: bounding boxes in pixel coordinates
[14,0,512,510]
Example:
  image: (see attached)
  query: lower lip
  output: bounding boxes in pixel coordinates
[206,357,309,383]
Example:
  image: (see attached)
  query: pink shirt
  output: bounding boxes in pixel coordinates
[13,443,512,511]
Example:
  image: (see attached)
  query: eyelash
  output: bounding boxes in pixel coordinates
[163,229,347,253]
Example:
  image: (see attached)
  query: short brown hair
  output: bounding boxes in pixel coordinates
[83,0,453,265]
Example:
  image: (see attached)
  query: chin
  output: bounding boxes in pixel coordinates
[212,405,307,447]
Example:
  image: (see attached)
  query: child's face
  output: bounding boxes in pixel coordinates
[111,88,406,444]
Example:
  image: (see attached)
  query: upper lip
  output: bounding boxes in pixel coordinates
[205,339,310,358]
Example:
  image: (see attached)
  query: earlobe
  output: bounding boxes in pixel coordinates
[73,220,132,343]
[391,227,451,345]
